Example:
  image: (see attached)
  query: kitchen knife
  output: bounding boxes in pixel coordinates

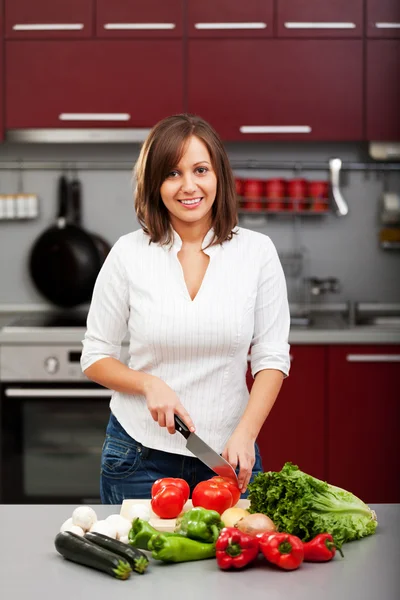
[174,415,239,483]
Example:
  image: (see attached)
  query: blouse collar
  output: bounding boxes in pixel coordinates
[171,227,220,257]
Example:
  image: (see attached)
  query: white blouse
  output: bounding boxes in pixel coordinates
[81,226,290,456]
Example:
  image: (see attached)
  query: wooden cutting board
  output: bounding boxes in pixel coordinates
[120,499,250,532]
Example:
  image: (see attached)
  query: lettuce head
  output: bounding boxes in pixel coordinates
[247,462,378,548]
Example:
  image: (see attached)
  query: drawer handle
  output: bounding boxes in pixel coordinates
[284,22,356,29]
[195,22,267,30]
[375,22,400,29]
[240,125,311,134]
[13,23,84,31]
[346,354,400,363]
[59,113,130,122]
[103,23,176,30]
[5,388,112,398]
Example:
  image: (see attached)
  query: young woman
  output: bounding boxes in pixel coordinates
[81,113,290,503]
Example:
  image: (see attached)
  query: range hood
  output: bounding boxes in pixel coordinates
[6,128,151,143]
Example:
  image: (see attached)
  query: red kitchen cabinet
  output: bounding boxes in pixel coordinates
[187,0,274,39]
[327,346,400,503]
[96,0,183,39]
[367,0,400,39]
[248,346,327,480]
[188,40,363,141]
[5,0,94,39]
[366,40,400,140]
[277,0,363,38]
[6,41,183,129]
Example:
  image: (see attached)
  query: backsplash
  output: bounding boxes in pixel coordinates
[0,140,399,306]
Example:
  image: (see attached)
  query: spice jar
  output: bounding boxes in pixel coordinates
[287,178,308,211]
[242,179,264,212]
[235,178,244,208]
[265,179,286,211]
[308,181,329,212]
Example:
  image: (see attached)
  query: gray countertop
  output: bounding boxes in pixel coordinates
[1,325,400,345]
[0,307,400,345]
[1,504,399,600]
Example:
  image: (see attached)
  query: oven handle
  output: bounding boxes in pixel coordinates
[4,388,112,398]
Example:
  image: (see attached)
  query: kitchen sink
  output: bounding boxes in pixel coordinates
[290,302,400,331]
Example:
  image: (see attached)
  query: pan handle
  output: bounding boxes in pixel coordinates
[57,175,70,223]
[70,176,82,226]
[174,415,191,439]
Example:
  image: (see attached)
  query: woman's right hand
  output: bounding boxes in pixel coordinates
[143,376,195,435]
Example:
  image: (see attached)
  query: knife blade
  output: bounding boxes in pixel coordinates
[174,415,239,483]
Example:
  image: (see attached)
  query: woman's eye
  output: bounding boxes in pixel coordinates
[196,166,208,174]
[167,170,179,178]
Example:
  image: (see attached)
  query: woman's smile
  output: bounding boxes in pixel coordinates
[177,197,203,208]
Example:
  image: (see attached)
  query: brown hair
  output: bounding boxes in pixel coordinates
[134,113,238,248]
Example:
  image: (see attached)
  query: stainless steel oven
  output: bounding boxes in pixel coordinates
[0,341,114,504]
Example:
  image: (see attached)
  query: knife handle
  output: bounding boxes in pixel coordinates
[174,415,191,439]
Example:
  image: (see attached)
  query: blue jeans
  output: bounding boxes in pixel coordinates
[100,413,263,504]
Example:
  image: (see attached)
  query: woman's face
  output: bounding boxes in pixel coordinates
[160,135,217,231]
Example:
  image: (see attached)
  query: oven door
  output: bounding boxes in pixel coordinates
[1,383,112,504]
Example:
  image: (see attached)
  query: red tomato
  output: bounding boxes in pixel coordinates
[211,476,241,506]
[151,486,186,519]
[192,481,233,514]
[151,478,190,503]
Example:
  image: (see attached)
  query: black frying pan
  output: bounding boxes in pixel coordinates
[69,175,111,265]
[29,175,102,308]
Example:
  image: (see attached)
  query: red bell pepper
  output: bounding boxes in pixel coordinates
[216,527,259,570]
[259,532,304,570]
[303,533,344,562]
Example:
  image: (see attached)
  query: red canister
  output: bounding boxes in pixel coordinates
[235,178,244,207]
[265,178,286,211]
[235,178,244,196]
[242,179,264,211]
[308,181,329,212]
[287,178,308,211]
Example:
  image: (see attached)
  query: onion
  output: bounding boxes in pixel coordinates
[235,513,276,536]
[221,507,249,528]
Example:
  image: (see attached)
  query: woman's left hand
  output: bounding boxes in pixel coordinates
[222,430,256,493]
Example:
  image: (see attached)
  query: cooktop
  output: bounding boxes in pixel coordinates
[8,311,88,328]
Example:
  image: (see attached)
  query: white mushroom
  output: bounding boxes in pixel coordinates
[71,506,98,532]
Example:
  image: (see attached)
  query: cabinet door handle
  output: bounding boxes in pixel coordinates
[5,388,112,398]
[240,125,311,134]
[13,23,84,31]
[103,23,176,30]
[59,113,130,122]
[346,354,400,363]
[195,22,267,30]
[375,22,400,29]
[284,22,356,30]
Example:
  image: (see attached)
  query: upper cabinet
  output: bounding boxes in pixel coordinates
[366,40,400,141]
[6,41,183,129]
[276,0,363,38]
[187,0,274,38]
[366,0,400,39]
[5,0,94,39]
[95,0,183,39]
[188,40,363,141]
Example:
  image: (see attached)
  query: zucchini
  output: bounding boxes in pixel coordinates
[54,531,131,580]
[85,532,149,574]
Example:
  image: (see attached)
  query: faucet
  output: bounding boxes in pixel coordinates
[308,277,341,296]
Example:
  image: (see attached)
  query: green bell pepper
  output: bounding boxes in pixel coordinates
[148,533,216,563]
[128,519,179,550]
[174,507,223,543]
